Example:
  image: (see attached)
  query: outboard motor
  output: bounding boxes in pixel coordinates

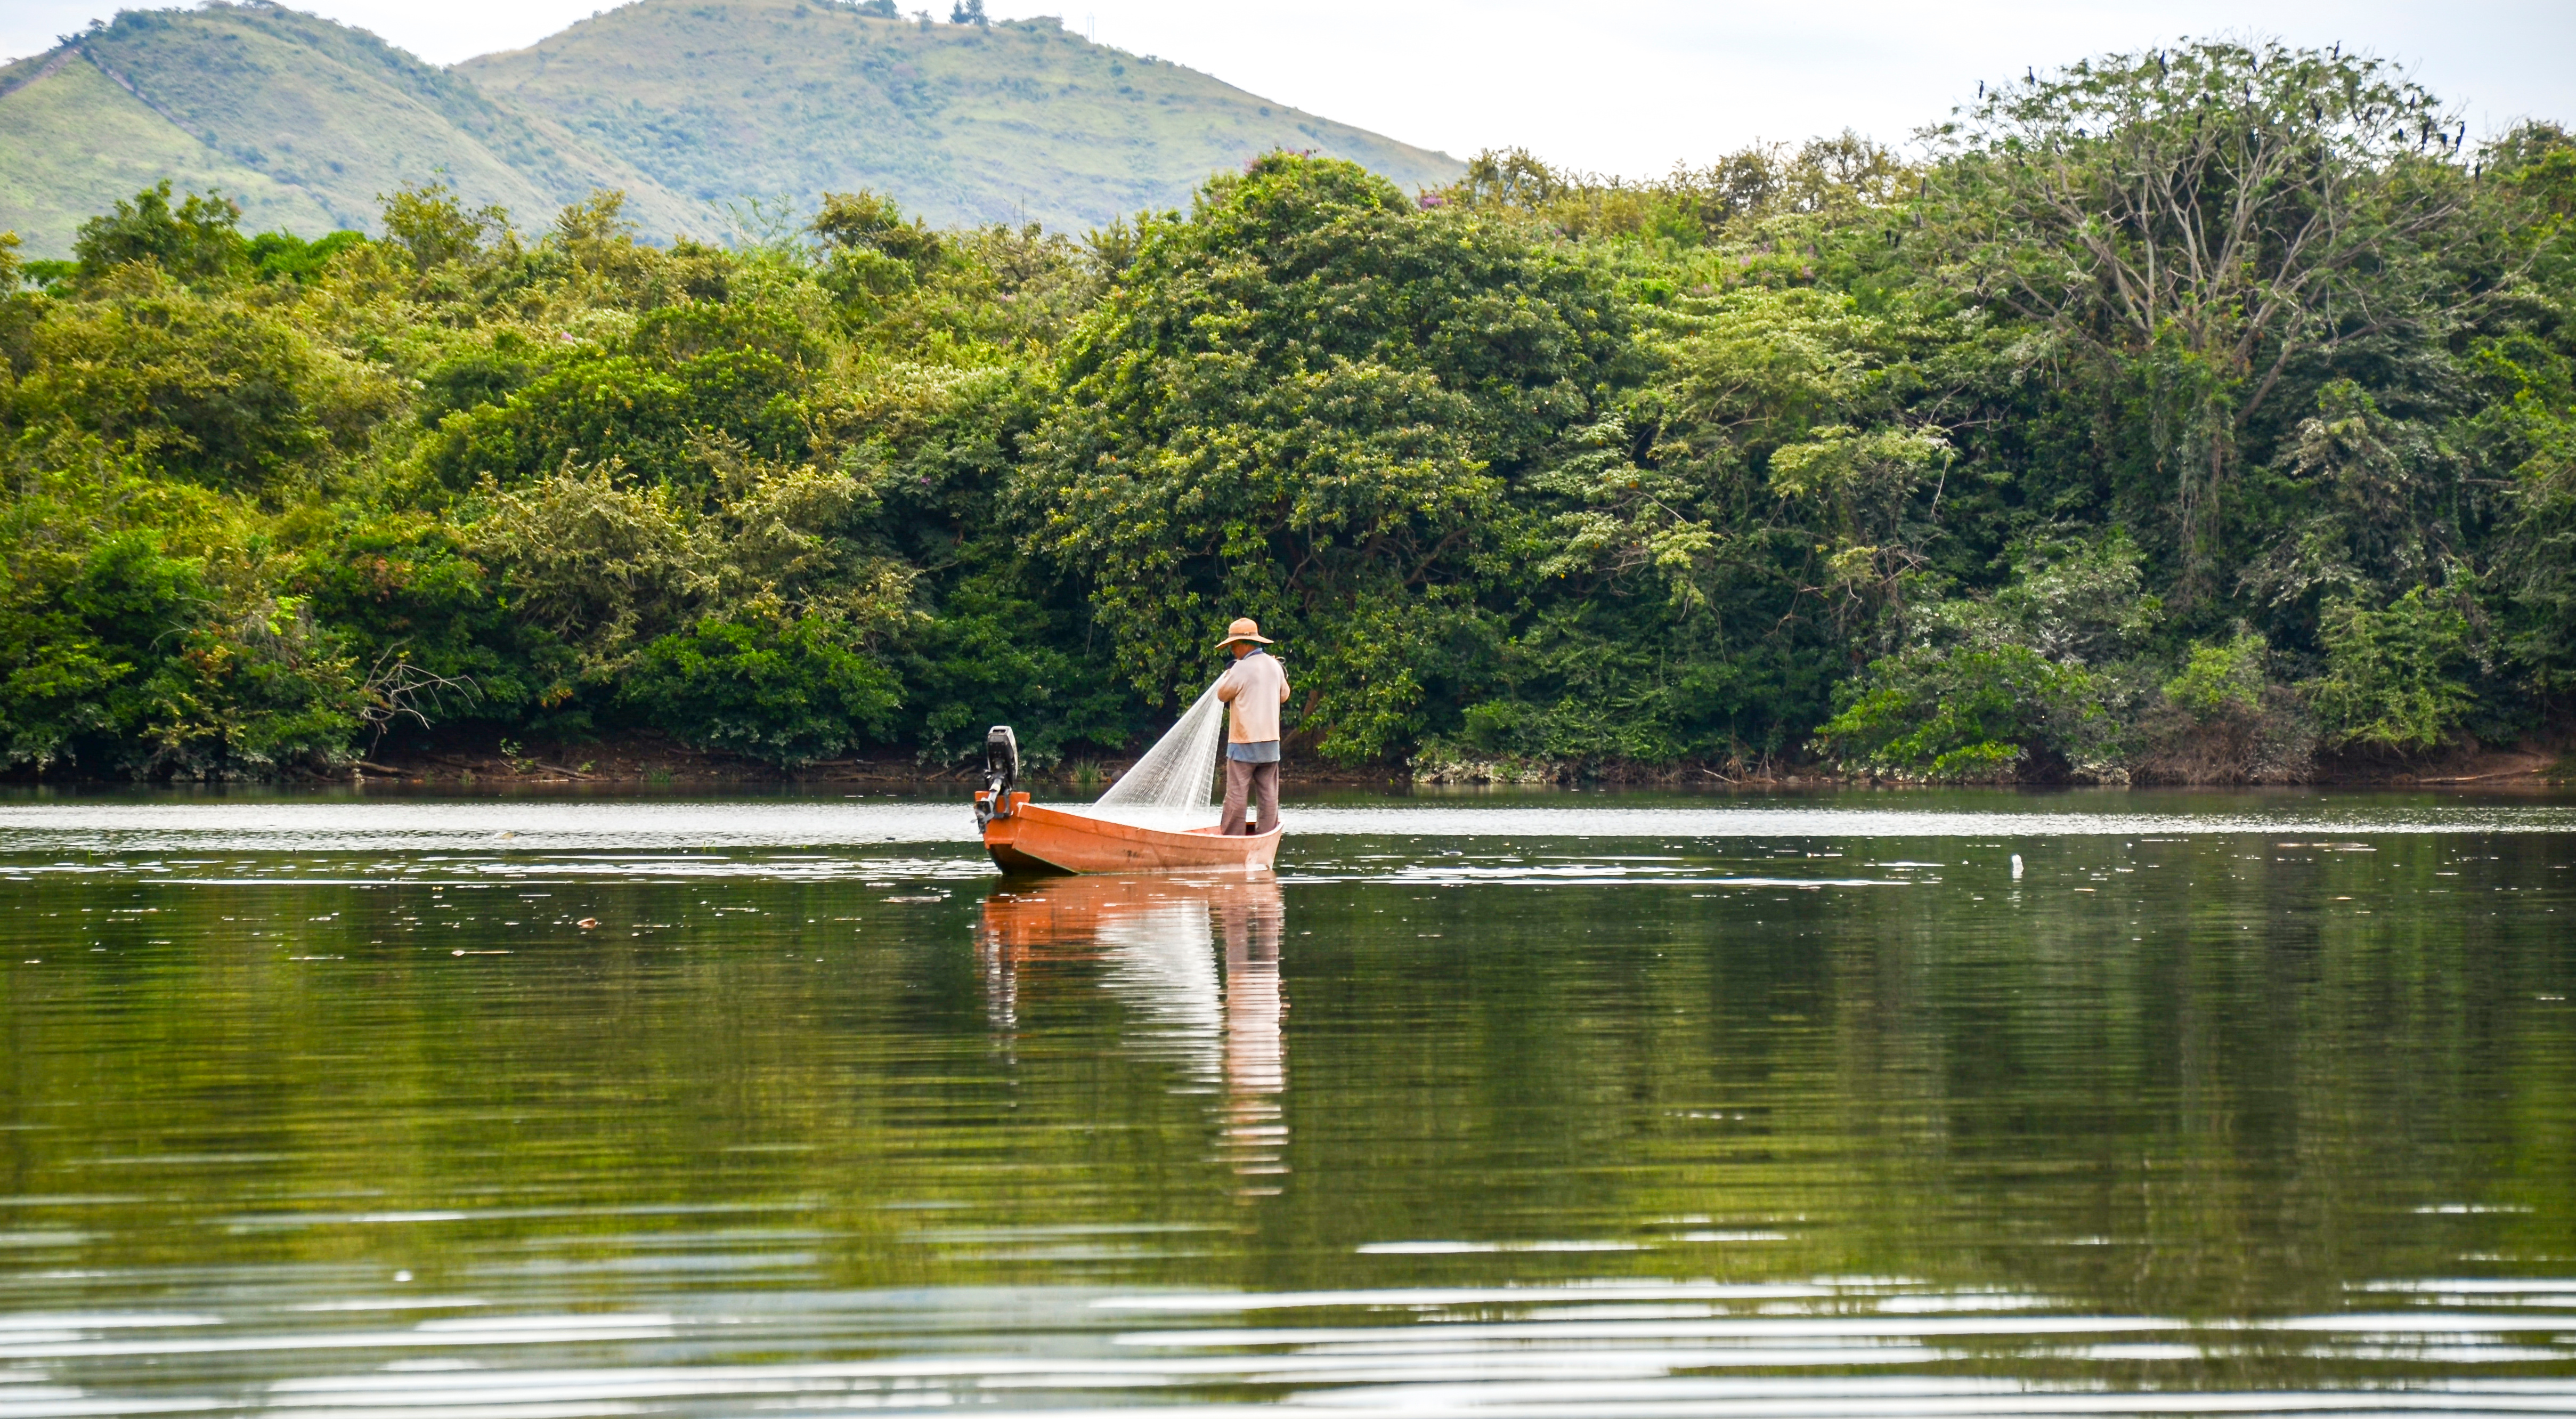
[974,725,1020,828]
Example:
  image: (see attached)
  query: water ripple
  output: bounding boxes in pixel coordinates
[4,1278,2571,1417]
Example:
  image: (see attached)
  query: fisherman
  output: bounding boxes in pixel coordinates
[1212,618,1290,836]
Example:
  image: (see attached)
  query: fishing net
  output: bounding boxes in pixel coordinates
[1086,683,1226,830]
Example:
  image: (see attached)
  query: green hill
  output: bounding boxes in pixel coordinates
[0,46,340,252]
[0,0,1462,257]
[456,0,1463,232]
[0,4,699,257]
[66,4,702,235]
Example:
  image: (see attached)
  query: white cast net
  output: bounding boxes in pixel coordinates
[1085,682,1226,831]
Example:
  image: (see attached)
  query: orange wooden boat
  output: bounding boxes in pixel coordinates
[971,723,1281,875]
[977,792,1283,875]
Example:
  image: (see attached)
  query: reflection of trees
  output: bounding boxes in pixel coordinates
[1230,835,2575,1315]
[1805,834,2576,1325]
[978,873,1289,1191]
[1,836,2570,1334]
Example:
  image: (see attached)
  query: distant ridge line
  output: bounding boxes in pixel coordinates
[2,43,217,144]
[0,45,76,103]
[72,46,195,135]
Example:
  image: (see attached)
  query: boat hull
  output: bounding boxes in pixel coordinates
[979,794,1281,875]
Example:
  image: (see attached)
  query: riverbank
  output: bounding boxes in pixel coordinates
[243,735,2576,792]
[7,727,2569,792]
[1408,740,2576,791]
[318,729,1415,793]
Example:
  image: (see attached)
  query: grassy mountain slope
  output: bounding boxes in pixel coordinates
[67,4,702,239]
[0,50,337,255]
[1,0,1460,256]
[457,0,1463,232]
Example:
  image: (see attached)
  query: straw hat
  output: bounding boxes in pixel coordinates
[1214,617,1274,647]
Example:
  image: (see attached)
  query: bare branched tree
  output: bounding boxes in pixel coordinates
[360,648,481,751]
[1921,41,2483,594]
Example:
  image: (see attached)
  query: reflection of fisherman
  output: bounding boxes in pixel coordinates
[1217,881,1288,1189]
[1212,618,1289,837]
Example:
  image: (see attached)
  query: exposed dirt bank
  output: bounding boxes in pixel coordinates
[2305,742,2574,789]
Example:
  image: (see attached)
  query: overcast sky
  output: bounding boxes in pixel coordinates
[9,0,2570,175]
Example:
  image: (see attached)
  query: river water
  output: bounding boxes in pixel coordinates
[2,788,2572,1417]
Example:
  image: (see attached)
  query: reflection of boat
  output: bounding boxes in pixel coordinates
[977,874,1289,1187]
[972,725,1281,875]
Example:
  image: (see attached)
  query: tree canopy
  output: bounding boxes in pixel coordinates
[3,43,2572,783]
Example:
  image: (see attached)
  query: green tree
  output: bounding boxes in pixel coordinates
[8,273,393,492]
[0,529,206,771]
[1924,42,2474,593]
[421,301,819,490]
[5,42,2571,781]
[2238,380,2473,627]
[378,181,511,273]
[2481,127,2576,699]
[72,182,248,286]
[246,229,370,283]
[1020,152,1626,758]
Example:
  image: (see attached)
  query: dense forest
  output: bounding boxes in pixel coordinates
[3,41,2572,784]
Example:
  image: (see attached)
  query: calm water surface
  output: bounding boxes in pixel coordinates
[2,790,2573,1416]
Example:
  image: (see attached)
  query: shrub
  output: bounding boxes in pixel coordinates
[0,531,202,770]
[2164,633,2269,720]
[623,612,901,766]
[1816,644,2115,781]
[464,469,698,680]
[2138,631,2314,782]
[1811,536,2155,781]
[421,342,810,491]
[0,529,363,776]
[2305,586,2476,752]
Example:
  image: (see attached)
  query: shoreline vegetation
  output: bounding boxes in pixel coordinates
[4,40,2574,791]
[92,729,2576,794]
